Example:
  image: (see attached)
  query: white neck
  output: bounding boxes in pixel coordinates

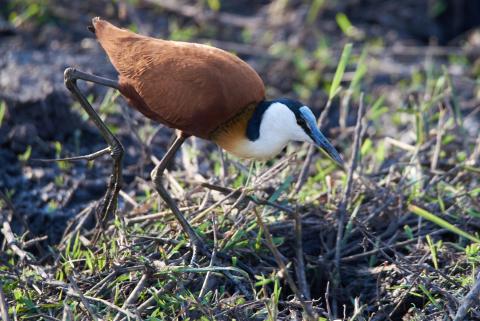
[230,102,312,160]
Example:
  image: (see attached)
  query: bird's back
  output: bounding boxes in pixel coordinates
[91,18,265,139]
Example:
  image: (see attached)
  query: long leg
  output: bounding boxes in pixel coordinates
[151,133,207,254]
[63,67,124,230]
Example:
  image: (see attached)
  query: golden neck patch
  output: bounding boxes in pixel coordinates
[210,103,256,153]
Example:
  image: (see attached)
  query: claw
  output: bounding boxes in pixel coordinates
[32,147,111,163]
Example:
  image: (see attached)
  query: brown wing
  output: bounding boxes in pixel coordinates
[92,18,266,139]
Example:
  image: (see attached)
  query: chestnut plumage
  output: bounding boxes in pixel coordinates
[90,18,343,164]
[91,18,265,140]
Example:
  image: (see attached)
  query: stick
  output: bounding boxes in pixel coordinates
[454,272,480,321]
[325,281,333,320]
[62,301,73,321]
[199,215,218,298]
[332,93,365,317]
[0,284,10,321]
[112,272,149,321]
[253,205,317,320]
[67,276,100,321]
[0,190,42,260]
[294,206,310,301]
[340,229,447,262]
[0,194,50,278]
[133,280,177,317]
[198,182,294,214]
[1,214,28,261]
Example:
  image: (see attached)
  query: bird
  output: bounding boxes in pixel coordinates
[60,18,344,252]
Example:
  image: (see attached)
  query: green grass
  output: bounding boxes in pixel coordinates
[1,1,480,320]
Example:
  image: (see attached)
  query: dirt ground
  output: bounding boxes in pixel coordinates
[1,0,480,320]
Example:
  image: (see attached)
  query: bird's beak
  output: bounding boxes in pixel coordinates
[299,107,345,168]
[310,127,345,168]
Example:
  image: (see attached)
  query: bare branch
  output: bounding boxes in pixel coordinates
[454,272,480,321]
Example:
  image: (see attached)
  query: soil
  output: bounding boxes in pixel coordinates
[1,0,479,319]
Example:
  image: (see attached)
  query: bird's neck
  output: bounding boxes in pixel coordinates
[211,100,292,160]
[210,102,257,153]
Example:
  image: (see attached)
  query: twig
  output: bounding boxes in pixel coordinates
[119,190,138,208]
[85,270,117,296]
[254,153,297,186]
[0,284,10,321]
[0,190,43,261]
[253,205,317,320]
[198,182,294,214]
[125,205,198,224]
[469,134,480,166]
[133,280,177,317]
[112,272,149,321]
[73,292,137,320]
[22,235,48,249]
[1,213,28,261]
[57,277,140,321]
[294,205,310,301]
[350,297,366,321]
[59,202,97,250]
[199,215,218,298]
[190,188,238,224]
[125,210,171,225]
[325,281,333,320]
[384,136,416,152]
[356,218,467,289]
[388,274,421,318]
[332,93,365,317]
[67,276,99,321]
[131,234,182,245]
[27,314,61,321]
[454,272,480,321]
[340,229,447,262]
[0,194,51,278]
[62,301,73,321]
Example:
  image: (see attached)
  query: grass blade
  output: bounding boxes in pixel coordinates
[349,47,367,92]
[0,101,6,127]
[307,0,326,24]
[426,234,439,269]
[329,43,352,100]
[409,204,480,243]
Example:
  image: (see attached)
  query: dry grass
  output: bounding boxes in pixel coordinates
[1,0,480,320]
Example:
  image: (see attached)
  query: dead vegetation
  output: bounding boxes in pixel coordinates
[1,0,480,320]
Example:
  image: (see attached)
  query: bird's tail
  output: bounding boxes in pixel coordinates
[86,17,147,76]
[87,17,103,34]
[87,20,96,33]
[88,17,132,50]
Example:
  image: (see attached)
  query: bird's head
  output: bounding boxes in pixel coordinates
[246,98,344,166]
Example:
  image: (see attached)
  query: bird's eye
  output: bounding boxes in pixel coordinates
[297,118,306,125]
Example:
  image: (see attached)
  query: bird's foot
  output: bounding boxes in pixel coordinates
[92,145,124,243]
[33,147,111,163]
[189,231,211,262]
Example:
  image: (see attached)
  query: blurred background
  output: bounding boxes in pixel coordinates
[1,1,480,320]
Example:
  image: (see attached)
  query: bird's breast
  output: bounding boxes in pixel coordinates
[211,104,289,160]
[221,137,288,160]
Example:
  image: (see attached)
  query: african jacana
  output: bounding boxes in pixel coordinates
[61,18,344,252]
